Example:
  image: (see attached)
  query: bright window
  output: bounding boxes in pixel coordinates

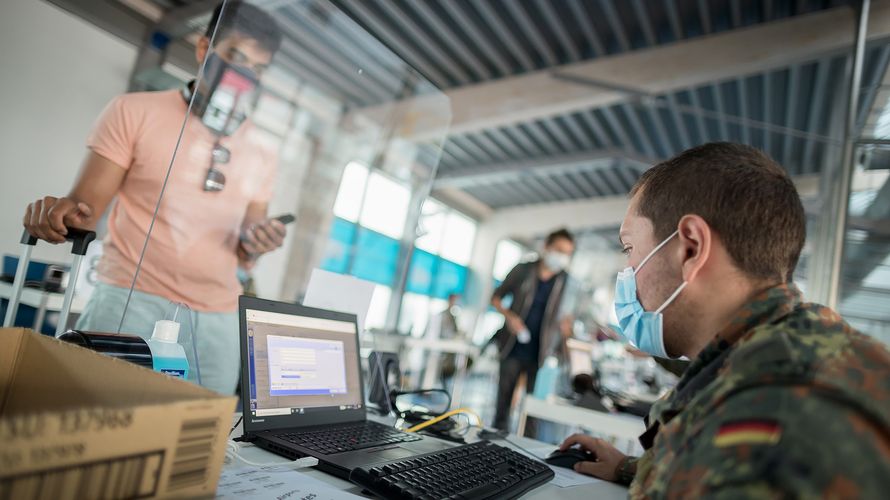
[493,240,523,281]
[333,162,369,222]
[398,292,430,336]
[365,285,392,331]
[360,172,410,238]
[474,311,506,344]
[440,212,477,265]
[416,199,447,253]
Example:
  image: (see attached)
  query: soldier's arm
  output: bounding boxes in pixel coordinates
[660,385,890,498]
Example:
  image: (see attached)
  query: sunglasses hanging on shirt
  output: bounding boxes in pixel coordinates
[203,142,231,192]
[182,51,260,192]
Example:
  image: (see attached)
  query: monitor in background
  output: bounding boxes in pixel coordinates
[245,308,363,419]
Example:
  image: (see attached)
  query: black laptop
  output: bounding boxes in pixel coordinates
[238,296,454,479]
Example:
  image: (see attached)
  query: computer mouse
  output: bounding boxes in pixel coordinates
[545,448,596,469]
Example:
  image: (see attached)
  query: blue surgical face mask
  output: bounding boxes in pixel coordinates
[613,230,687,358]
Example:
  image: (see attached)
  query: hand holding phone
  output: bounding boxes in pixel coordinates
[240,214,294,258]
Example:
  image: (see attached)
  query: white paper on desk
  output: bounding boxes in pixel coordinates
[515,445,603,488]
[303,269,375,333]
[216,465,361,500]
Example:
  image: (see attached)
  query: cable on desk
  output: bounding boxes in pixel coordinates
[225,440,318,470]
[229,415,243,437]
[404,407,482,433]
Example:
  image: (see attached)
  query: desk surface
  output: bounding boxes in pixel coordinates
[226,414,628,499]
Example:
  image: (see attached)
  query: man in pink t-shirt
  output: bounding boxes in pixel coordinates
[22,2,284,394]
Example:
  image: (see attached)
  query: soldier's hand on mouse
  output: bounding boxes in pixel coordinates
[559,434,627,481]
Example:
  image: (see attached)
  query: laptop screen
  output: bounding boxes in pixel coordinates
[244,308,363,419]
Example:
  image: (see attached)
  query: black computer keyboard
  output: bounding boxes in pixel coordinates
[350,440,555,499]
[276,421,421,455]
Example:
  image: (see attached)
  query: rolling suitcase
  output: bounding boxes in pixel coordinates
[3,228,96,336]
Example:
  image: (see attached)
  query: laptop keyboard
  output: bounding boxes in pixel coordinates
[276,422,422,455]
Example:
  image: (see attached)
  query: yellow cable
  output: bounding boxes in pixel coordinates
[405,407,482,433]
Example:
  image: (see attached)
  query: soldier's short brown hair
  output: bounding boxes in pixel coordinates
[630,142,806,282]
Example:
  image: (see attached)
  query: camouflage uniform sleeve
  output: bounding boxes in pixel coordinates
[657,385,890,498]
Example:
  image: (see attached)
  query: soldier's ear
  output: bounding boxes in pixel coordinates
[677,215,710,283]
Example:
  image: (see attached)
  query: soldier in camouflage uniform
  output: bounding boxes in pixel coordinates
[559,143,890,498]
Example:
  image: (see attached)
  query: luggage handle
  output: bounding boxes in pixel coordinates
[4,228,98,332]
[20,227,97,256]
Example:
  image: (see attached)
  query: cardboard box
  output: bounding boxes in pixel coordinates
[0,328,237,499]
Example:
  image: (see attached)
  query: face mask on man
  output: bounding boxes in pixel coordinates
[613,230,687,358]
[186,51,259,137]
[543,251,571,272]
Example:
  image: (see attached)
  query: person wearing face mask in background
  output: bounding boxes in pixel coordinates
[489,228,576,432]
[558,143,890,497]
[21,2,284,395]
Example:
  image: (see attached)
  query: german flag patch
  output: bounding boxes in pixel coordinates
[714,420,782,447]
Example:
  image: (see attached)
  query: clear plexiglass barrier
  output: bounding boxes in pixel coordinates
[7,0,451,400]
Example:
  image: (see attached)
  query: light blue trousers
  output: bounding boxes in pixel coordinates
[75,282,240,395]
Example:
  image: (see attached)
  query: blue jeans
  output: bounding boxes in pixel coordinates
[75,282,240,394]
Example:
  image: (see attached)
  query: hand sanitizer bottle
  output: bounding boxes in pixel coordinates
[532,356,560,400]
[147,319,189,379]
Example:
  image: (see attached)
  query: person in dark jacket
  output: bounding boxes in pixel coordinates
[490,228,575,431]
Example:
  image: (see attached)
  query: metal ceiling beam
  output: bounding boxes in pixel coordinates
[275,16,390,103]
[489,128,533,157]
[600,107,635,152]
[349,5,890,142]
[295,5,403,94]
[438,0,512,76]
[521,122,564,155]
[737,77,752,145]
[731,0,744,28]
[433,150,656,189]
[697,0,713,35]
[536,0,581,62]
[374,0,471,84]
[665,0,685,41]
[711,83,731,141]
[581,110,614,148]
[621,104,658,158]
[687,88,710,143]
[406,0,492,81]
[644,102,673,157]
[782,64,802,169]
[802,59,830,171]
[470,0,535,72]
[631,0,657,47]
[568,0,606,57]
[506,0,558,67]
[599,0,631,52]
[338,0,450,87]
[657,92,838,145]
[666,93,693,150]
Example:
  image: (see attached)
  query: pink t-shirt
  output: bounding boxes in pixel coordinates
[87,90,276,312]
